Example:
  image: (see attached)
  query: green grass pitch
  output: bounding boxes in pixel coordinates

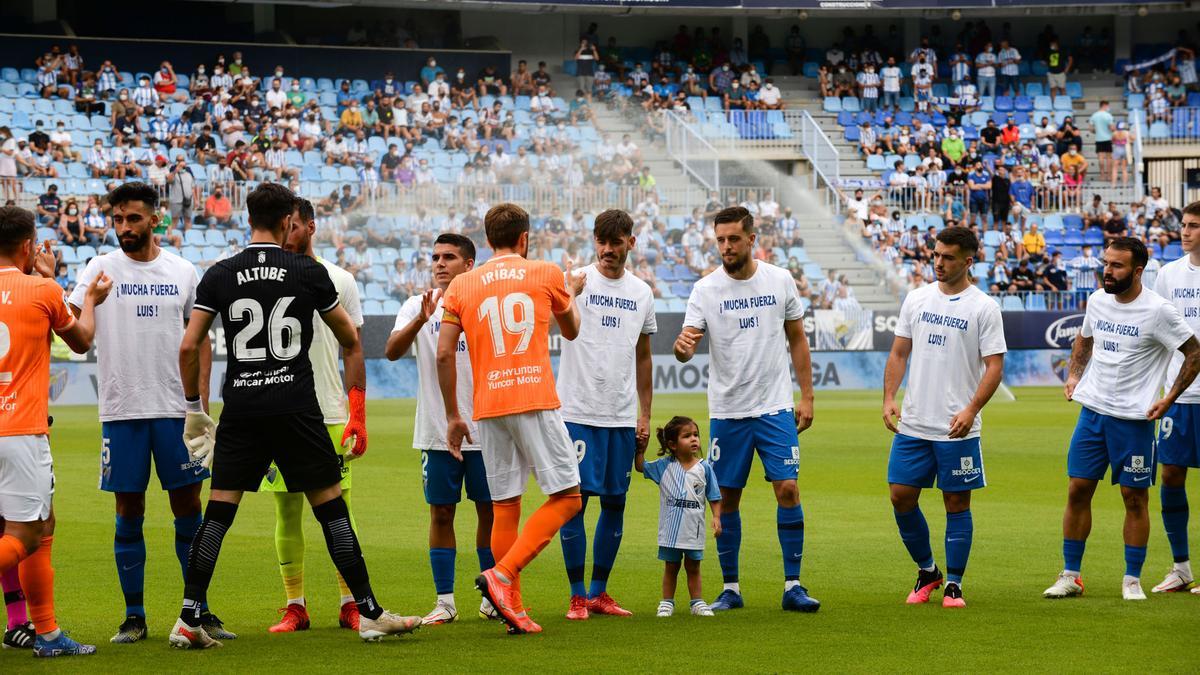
[5,388,1197,673]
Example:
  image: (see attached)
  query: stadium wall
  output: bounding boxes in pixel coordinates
[0,33,510,81]
[46,311,1077,404]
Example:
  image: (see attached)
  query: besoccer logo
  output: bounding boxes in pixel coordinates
[784,446,800,466]
[951,456,982,477]
[1127,455,1152,476]
[258,251,266,263]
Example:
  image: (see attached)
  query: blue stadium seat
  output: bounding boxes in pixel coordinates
[1024,82,1044,98]
[823,97,842,112]
[1149,121,1171,139]
[1065,82,1083,99]
[1053,96,1073,111]
[1062,215,1083,231]
[994,96,1014,112]
[1014,96,1033,112]
[866,154,886,171]
[1033,96,1052,112]
[1001,296,1025,311]
[1025,293,1048,311]
[1127,93,1145,109]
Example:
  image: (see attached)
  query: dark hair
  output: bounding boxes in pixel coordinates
[0,206,35,257]
[1182,199,1200,219]
[593,209,633,240]
[434,232,476,261]
[294,197,315,223]
[246,182,297,232]
[107,181,158,211]
[713,206,754,234]
[484,203,529,249]
[655,416,699,458]
[935,226,979,256]
[1105,236,1149,270]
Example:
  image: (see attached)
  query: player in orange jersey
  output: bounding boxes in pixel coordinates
[0,205,111,656]
[437,203,584,635]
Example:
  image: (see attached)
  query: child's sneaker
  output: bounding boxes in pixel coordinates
[655,601,674,618]
[690,601,714,617]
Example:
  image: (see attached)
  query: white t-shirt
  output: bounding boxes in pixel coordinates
[1073,287,1196,419]
[683,262,805,419]
[309,258,363,424]
[1154,257,1200,404]
[846,196,869,221]
[394,295,479,451]
[68,249,197,421]
[758,85,781,105]
[894,284,1007,440]
[881,66,902,93]
[557,265,657,427]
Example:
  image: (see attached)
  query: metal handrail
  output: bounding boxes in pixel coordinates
[664,110,720,192]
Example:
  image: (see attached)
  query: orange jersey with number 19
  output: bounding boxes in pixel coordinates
[441,254,571,420]
[0,268,76,436]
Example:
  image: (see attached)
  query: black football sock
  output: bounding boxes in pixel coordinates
[313,496,381,620]
[180,500,238,625]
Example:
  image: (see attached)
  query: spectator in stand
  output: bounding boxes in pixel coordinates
[204,186,234,228]
[74,74,104,114]
[880,56,902,111]
[96,59,120,98]
[911,53,935,111]
[510,60,534,97]
[131,74,160,116]
[857,63,881,112]
[153,61,189,103]
[967,162,992,228]
[36,183,61,226]
[1089,100,1114,183]
[1010,166,1034,210]
[997,40,1021,97]
[1000,117,1021,147]
[1060,143,1087,182]
[476,64,508,97]
[980,119,1002,154]
[975,42,997,99]
[36,50,69,99]
[858,122,879,155]
[575,39,599,102]
[832,63,856,97]
[419,56,444,88]
[1166,73,1187,107]
[950,44,972,88]
[1039,251,1069,295]
[532,61,555,95]
[1010,257,1042,292]
[1068,245,1103,296]
[1023,222,1047,264]
[1045,36,1072,98]
[724,79,750,112]
[339,99,364,133]
[147,154,170,189]
[62,44,83,87]
[786,25,807,76]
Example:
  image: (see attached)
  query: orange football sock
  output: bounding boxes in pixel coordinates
[18,536,57,635]
[496,494,582,581]
[490,499,521,562]
[0,534,29,574]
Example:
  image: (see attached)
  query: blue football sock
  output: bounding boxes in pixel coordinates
[1161,485,1190,563]
[429,547,456,595]
[174,513,205,609]
[560,498,588,597]
[717,510,742,584]
[777,504,805,582]
[893,506,934,570]
[114,515,146,617]
[589,495,626,597]
[1063,538,1086,574]
[476,547,495,571]
[1125,544,1148,578]
[944,510,973,585]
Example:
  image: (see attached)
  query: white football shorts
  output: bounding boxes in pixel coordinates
[0,434,54,522]
[477,409,580,501]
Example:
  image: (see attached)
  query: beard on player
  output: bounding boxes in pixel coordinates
[1102,268,1134,295]
[118,227,150,254]
[721,246,751,275]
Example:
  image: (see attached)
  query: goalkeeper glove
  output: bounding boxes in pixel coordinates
[183,410,216,470]
[342,386,367,461]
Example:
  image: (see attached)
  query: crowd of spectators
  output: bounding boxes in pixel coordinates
[846,182,1180,296]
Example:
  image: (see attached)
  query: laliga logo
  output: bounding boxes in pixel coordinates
[1045,314,1085,348]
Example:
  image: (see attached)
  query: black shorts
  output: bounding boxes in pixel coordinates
[210,409,341,493]
[1095,140,1112,154]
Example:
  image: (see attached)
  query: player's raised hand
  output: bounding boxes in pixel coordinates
[673,330,700,361]
[795,399,814,433]
[33,240,56,279]
[1146,397,1173,421]
[88,271,114,305]
[882,399,901,433]
[948,408,975,439]
[564,259,586,297]
[419,288,442,321]
[446,415,472,462]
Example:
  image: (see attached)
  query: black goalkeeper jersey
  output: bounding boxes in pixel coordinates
[194,243,338,419]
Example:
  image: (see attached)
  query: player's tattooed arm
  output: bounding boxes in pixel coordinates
[882,336,912,433]
[1148,336,1200,420]
[785,318,814,433]
[1064,333,1093,401]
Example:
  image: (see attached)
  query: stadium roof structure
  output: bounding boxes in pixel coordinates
[238,0,1183,9]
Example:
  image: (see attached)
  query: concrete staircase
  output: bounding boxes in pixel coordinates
[545,68,897,309]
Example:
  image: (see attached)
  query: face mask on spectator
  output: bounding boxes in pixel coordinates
[722,64,730,72]
[214,68,223,75]
[235,58,242,65]
[119,93,128,100]
[275,70,283,77]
